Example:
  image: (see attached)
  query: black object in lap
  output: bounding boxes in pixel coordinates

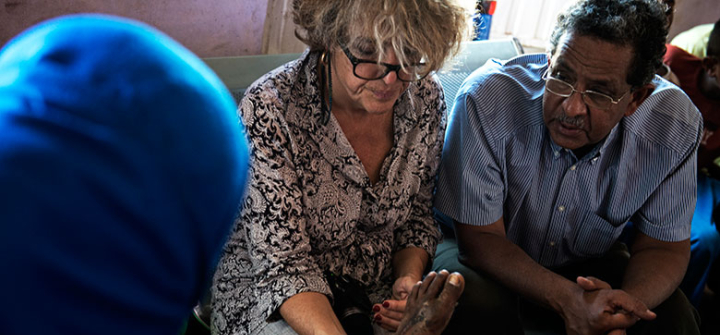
[326,272,374,335]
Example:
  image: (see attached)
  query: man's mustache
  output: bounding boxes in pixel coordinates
[555,114,585,128]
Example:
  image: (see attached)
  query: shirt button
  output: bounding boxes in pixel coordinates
[549,241,556,247]
[592,157,598,163]
[554,151,560,157]
[558,205,566,212]
[570,165,577,171]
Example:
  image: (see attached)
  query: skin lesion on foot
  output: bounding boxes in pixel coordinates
[396,270,465,335]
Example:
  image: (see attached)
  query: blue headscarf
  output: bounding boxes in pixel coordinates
[0,14,249,335]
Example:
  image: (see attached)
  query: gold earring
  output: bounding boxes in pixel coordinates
[320,50,329,65]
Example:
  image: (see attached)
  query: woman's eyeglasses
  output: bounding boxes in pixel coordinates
[340,45,428,82]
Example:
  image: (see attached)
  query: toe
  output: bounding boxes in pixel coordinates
[439,272,465,303]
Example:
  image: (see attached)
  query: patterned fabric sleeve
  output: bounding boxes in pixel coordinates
[394,78,446,258]
[227,79,331,323]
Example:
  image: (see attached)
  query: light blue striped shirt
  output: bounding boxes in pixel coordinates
[435,54,702,267]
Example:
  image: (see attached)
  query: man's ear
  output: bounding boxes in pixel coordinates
[624,83,655,117]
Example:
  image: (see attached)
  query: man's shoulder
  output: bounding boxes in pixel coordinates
[624,77,702,153]
[461,53,547,94]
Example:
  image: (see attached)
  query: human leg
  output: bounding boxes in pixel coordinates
[520,283,701,335]
[431,237,522,335]
[553,243,699,335]
[518,242,632,333]
[256,272,464,335]
[518,242,699,334]
[709,259,720,293]
[627,288,700,335]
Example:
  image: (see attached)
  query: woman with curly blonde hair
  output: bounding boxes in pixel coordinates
[211,1,468,334]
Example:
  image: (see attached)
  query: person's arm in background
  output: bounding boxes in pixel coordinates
[373,77,446,331]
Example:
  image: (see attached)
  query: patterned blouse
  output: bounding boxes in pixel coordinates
[211,50,446,335]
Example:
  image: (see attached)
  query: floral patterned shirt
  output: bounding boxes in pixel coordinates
[211,50,446,335]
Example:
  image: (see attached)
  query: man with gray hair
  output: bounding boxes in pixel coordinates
[433,0,702,334]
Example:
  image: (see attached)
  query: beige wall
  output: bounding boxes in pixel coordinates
[3,0,718,58]
[0,0,268,57]
[669,0,720,40]
[262,0,305,54]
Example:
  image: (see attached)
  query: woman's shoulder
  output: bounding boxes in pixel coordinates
[242,51,313,104]
[240,51,319,122]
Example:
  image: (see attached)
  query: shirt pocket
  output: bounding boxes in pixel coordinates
[570,211,625,258]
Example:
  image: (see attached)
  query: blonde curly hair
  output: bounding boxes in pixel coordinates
[292,0,469,76]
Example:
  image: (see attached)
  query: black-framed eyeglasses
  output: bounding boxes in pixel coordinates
[340,45,428,82]
[542,71,629,110]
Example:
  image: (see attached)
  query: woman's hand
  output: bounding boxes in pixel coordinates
[372,274,422,331]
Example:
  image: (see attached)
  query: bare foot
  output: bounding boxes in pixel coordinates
[396,270,465,335]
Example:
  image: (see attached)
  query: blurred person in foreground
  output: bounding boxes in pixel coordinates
[0,14,250,335]
[433,0,702,334]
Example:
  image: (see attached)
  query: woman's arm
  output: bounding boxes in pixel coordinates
[393,247,429,286]
[374,78,448,330]
[280,292,347,335]
[220,81,334,334]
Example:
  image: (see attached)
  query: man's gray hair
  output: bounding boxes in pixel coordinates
[548,0,668,88]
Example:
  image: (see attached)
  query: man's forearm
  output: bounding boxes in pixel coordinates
[454,222,579,313]
[621,233,691,309]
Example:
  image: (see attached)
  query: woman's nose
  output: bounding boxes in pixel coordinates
[382,70,399,84]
